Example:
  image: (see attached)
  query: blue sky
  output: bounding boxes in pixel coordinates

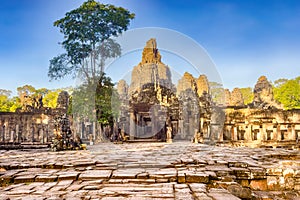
[1,0,300,95]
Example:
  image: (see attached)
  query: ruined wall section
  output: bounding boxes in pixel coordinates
[0,91,70,144]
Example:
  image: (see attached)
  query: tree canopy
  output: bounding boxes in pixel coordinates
[48,0,134,83]
[273,77,300,110]
[240,87,254,105]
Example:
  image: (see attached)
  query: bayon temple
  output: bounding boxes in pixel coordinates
[1,38,300,148]
[117,38,300,148]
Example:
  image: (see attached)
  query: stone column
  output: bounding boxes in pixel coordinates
[31,124,35,142]
[93,122,96,141]
[277,125,281,141]
[273,124,278,141]
[26,120,30,141]
[41,128,44,143]
[2,125,5,142]
[136,113,139,138]
[10,130,14,143]
[290,125,295,141]
[5,121,8,142]
[46,125,49,143]
[207,124,211,140]
[245,125,251,141]
[200,118,204,131]
[16,125,19,143]
[258,125,263,141]
[261,125,265,141]
[129,111,136,140]
[233,126,238,141]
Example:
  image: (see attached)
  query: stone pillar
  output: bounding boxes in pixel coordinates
[10,130,14,143]
[261,125,266,141]
[259,125,263,141]
[46,125,49,143]
[207,124,211,140]
[26,120,30,141]
[2,125,5,142]
[16,125,19,143]
[80,122,83,139]
[200,118,204,131]
[136,113,139,138]
[93,122,96,141]
[41,128,44,143]
[277,125,281,141]
[291,125,296,141]
[233,126,238,141]
[245,125,251,141]
[129,111,136,140]
[31,124,35,142]
[218,128,224,142]
[273,124,278,141]
[5,122,8,142]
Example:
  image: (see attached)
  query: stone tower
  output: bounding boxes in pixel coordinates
[129,38,172,95]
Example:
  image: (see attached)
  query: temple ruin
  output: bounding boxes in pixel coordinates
[116,38,300,148]
[0,91,71,148]
[0,38,299,149]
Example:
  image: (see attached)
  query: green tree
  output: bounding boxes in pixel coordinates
[274,77,300,110]
[43,90,60,108]
[209,82,225,105]
[0,89,12,112]
[17,85,36,96]
[273,78,288,87]
[9,97,21,112]
[48,0,134,138]
[95,73,120,126]
[240,87,254,105]
[48,0,134,83]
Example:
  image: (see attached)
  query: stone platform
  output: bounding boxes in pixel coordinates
[0,142,299,199]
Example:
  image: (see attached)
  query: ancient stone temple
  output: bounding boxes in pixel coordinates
[117,38,211,141]
[116,38,300,147]
[118,38,179,140]
[0,91,71,148]
[222,76,300,148]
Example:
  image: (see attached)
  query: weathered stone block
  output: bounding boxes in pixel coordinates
[285,177,295,190]
[250,179,267,191]
[230,167,251,179]
[283,168,294,177]
[79,170,111,180]
[227,184,252,199]
[267,176,279,190]
[35,175,57,182]
[208,188,241,200]
[14,175,36,184]
[185,172,209,183]
[249,167,266,179]
[266,167,282,176]
[57,173,79,181]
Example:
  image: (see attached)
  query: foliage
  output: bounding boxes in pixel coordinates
[209,82,225,105]
[0,90,20,112]
[72,73,120,126]
[0,92,12,112]
[43,90,60,108]
[95,73,120,126]
[273,77,300,110]
[48,0,134,83]
[48,0,134,128]
[17,85,36,96]
[240,87,254,105]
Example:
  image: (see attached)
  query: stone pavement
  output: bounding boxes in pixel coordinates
[0,142,300,199]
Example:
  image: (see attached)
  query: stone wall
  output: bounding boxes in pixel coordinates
[0,91,70,146]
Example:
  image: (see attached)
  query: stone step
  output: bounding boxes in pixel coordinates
[126,139,162,143]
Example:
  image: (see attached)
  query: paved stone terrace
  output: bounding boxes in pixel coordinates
[0,142,300,199]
